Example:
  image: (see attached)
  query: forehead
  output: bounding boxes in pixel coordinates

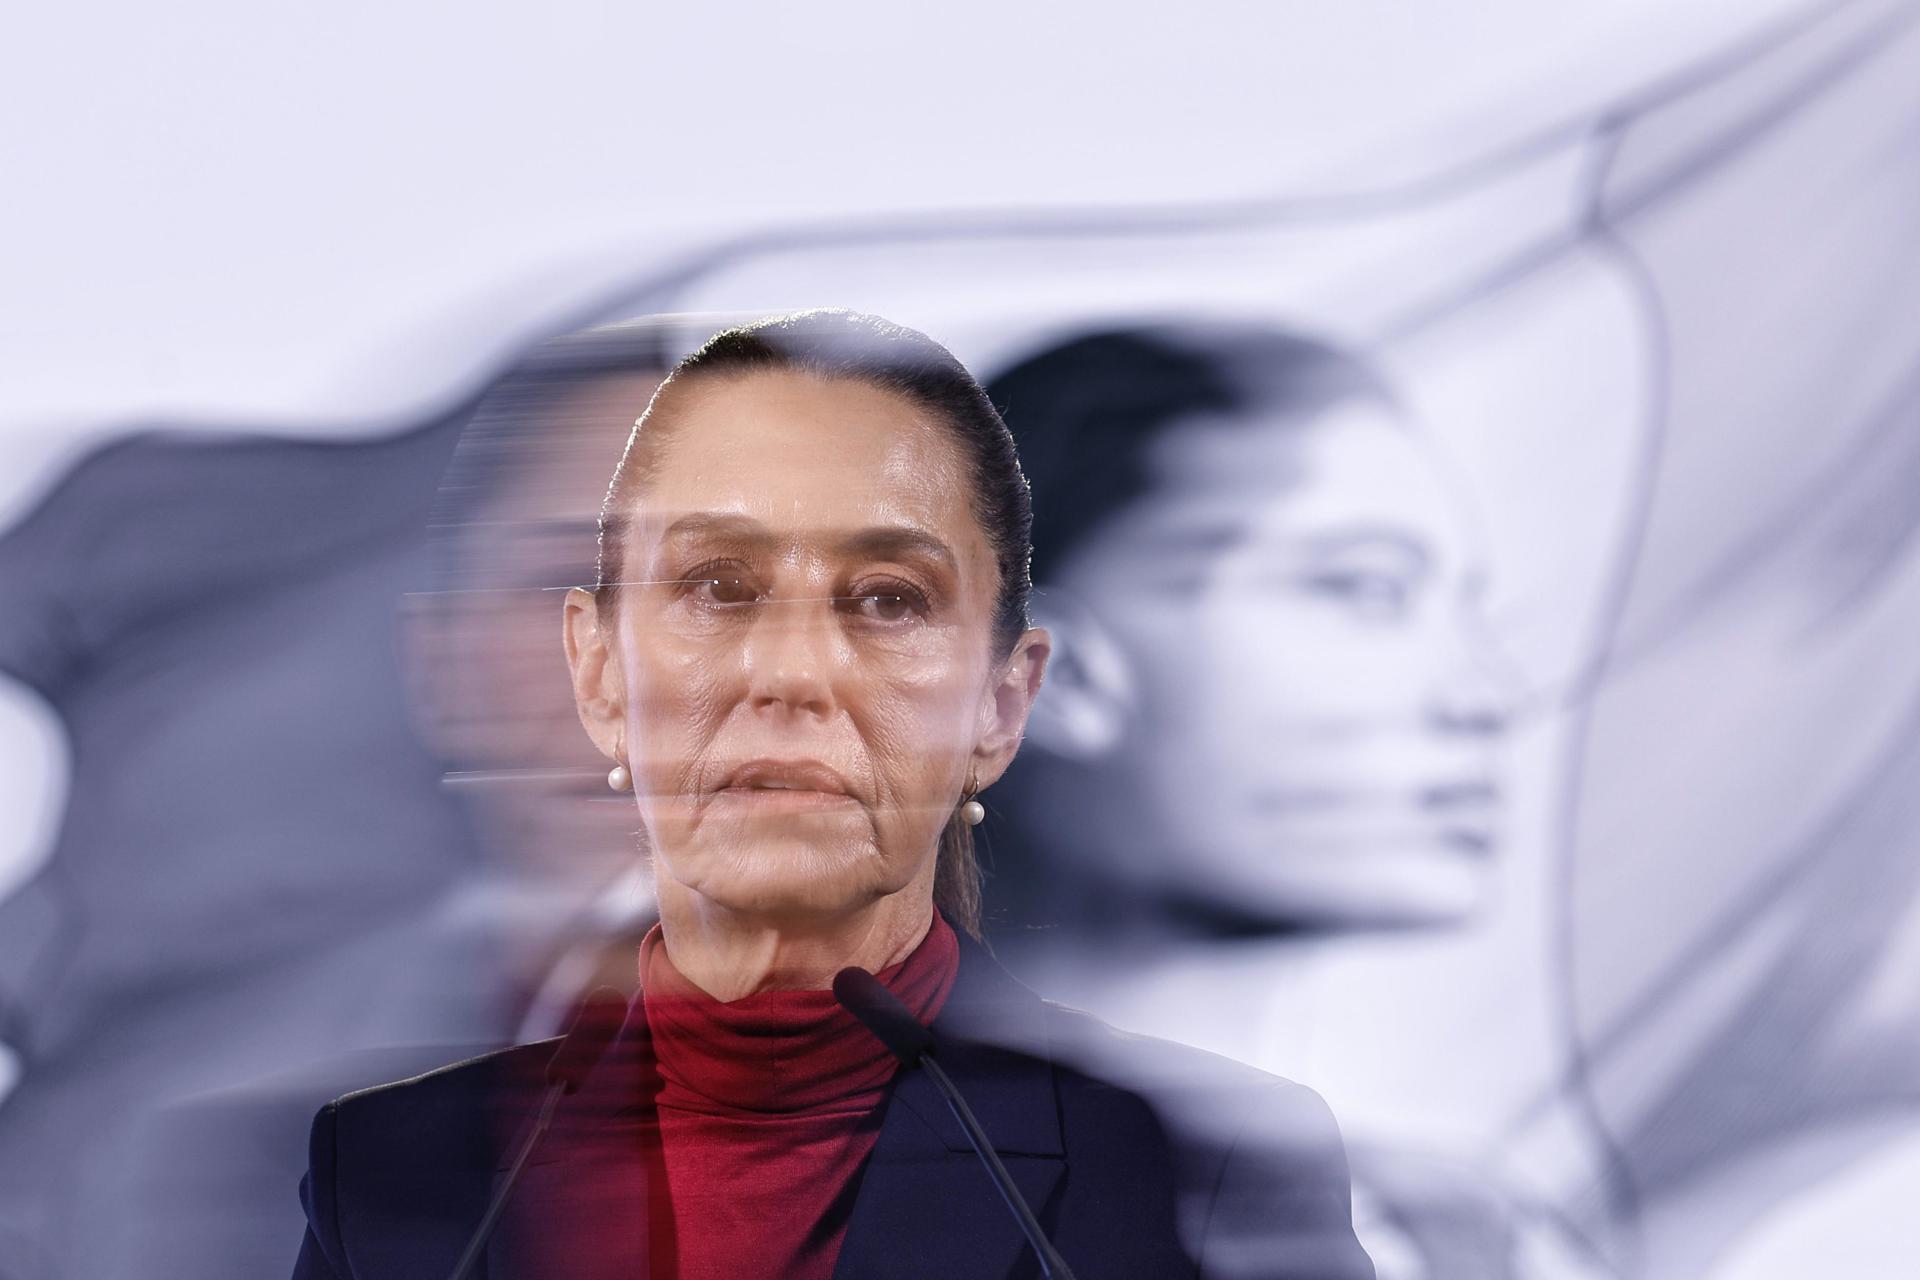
[631,368,987,560]
[1073,400,1477,574]
[1144,401,1449,514]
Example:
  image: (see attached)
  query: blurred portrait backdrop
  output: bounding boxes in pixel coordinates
[3,2,1919,1276]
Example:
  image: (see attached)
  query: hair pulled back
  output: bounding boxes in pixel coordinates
[595,309,1035,937]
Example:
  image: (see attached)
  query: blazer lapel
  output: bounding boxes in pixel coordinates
[475,924,1066,1279]
[484,993,657,1280]
[484,1148,653,1280]
[833,929,1067,1280]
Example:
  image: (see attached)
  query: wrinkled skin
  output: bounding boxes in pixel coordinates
[564,370,1048,995]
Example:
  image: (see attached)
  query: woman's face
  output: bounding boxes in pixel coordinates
[423,374,662,883]
[1050,399,1516,926]
[566,370,1041,924]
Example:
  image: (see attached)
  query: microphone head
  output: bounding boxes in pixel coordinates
[545,985,629,1095]
[833,966,935,1067]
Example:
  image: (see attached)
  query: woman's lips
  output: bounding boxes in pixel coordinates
[719,757,856,795]
[712,785,860,812]
[710,759,862,812]
[1243,780,1503,858]
[1249,780,1501,814]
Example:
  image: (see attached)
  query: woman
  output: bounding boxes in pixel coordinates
[987,324,1515,941]
[416,318,676,1023]
[288,310,1373,1279]
[982,325,1607,1279]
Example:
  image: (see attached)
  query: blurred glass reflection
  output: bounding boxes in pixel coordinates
[2,4,1918,1278]
[421,320,671,1024]
[990,325,1518,931]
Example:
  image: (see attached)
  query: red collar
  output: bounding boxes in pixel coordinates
[636,912,960,1116]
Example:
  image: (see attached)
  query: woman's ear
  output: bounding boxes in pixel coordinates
[562,587,627,762]
[969,625,1050,790]
[1020,590,1136,762]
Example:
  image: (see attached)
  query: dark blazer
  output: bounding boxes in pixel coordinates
[291,924,1375,1279]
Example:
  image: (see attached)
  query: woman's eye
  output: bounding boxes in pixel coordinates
[1303,571,1412,621]
[841,585,928,624]
[697,574,759,607]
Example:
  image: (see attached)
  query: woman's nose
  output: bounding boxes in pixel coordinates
[1425,633,1522,738]
[1427,679,1509,737]
[741,599,840,719]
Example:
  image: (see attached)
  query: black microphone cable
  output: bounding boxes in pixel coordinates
[834,966,1080,1280]
[445,987,626,1280]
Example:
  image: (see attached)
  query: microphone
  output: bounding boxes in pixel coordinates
[833,967,1079,1280]
[445,986,626,1280]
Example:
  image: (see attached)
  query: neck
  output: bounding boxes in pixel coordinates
[654,882,938,1002]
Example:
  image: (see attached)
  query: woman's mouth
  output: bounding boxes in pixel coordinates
[714,785,860,811]
[711,758,862,811]
[1245,778,1503,857]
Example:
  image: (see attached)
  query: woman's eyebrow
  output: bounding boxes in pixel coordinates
[656,512,778,548]
[832,527,958,571]
[654,513,957,571]
[1146,520,1245,558]
[1296,526,1432,571]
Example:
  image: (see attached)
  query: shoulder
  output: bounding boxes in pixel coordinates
[1035,999,1375,1279]
[951,943,1353,1169]
[312,1037,558,1200]
[295,1040,554,1279]
[1040,997,1333,1112]
[324,1037,553,1132]
[941,933,1372,1279]
[951,930,1358,1193]
[1037,996,1352,1175]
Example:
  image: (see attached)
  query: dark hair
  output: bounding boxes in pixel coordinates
[986,324,1396,585]
[980,323,1401,934]
[594,309,1035,937]
[430,317,675,593]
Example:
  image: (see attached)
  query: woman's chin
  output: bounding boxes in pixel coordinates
[669,839,902,922]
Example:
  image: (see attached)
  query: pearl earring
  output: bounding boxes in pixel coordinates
[607,763,632,793]
[960,797,986,826]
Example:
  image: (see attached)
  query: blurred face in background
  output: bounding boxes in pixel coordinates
[419,372,660,887]
[1042,395,1516,927]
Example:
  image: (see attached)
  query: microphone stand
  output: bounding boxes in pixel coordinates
[444,1080,566,1280]
[919,1053,1079,1280]
[445,988,624,1280]
[834,966,1079,1280]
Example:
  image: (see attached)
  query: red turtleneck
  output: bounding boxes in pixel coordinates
[630,911,960,1279]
